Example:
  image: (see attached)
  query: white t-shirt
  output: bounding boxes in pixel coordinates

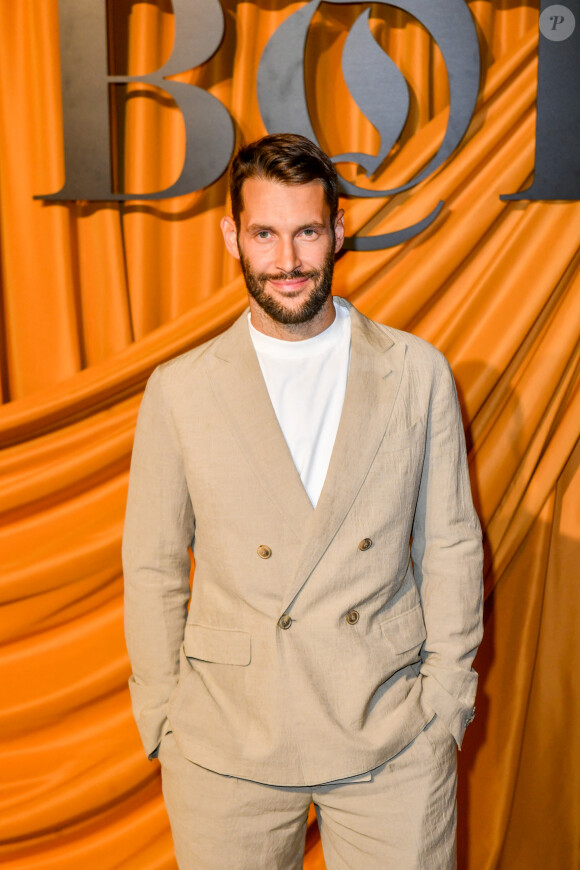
[249,297,351,507]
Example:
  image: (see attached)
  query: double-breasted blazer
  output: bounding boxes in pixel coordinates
[123,298,483,786]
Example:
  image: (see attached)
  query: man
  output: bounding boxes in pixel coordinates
[123,133,483,869]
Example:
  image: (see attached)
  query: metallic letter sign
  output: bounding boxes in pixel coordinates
[258,0,481,249]
[37,0,580,249]
[502,0,580,201]
[37,0,234,201]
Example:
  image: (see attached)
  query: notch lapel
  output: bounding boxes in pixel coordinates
[204,312,314,539]
[281,305,407,607]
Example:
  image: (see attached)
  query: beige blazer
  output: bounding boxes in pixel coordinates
[123,300,483,786]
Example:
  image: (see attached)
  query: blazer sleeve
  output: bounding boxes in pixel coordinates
[411,353,483,747]
[122,366,195,759]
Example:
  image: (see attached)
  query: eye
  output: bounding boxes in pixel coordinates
[300,228,317,238]
[256,230,271,240]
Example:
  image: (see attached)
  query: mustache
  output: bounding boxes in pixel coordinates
[258,268,319,282]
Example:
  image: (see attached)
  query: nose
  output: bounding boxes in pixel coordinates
[275,236,302,274]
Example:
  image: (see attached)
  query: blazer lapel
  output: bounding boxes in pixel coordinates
[281,304,407,607]
[204,311,314,539]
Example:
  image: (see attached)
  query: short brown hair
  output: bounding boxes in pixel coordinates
[229,133,339,229]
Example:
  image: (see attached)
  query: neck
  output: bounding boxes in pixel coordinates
[248,296,336,341]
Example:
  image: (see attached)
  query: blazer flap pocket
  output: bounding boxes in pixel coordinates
[380,604,426,654]
[184,623,251,666]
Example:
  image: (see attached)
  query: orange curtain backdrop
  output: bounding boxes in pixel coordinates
[1,1,579,868]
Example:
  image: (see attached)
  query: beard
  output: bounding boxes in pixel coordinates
[238,241,335,325]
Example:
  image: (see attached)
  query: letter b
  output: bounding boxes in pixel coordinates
[38,0,234,201]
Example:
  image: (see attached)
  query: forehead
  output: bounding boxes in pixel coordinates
[239,177,329,227]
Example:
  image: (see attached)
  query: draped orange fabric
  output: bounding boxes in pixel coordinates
[1,1,578,867]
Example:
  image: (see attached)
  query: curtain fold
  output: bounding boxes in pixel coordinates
[1,2,578,867]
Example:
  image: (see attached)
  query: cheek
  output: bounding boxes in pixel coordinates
[239,252,264,280]
[298,243,332,272]
[244,244,274,270]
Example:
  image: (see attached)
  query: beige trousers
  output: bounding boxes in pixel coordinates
[159,716,457,870]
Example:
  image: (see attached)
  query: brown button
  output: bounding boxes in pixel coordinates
[278,614,292,630]
[358,538,373,551]
[257,545,272,559]
[346,609,359,625]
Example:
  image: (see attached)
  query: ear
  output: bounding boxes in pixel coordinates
[333,208,345,254]
[220,215,241,260]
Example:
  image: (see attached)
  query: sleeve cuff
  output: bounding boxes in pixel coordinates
[420,670,477,748]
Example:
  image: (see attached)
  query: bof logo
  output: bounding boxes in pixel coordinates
[38,0,580,251]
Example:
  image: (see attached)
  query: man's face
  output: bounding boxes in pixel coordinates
[221,177,344,336]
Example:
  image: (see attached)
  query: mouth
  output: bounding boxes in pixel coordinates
[263,273,317,294]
